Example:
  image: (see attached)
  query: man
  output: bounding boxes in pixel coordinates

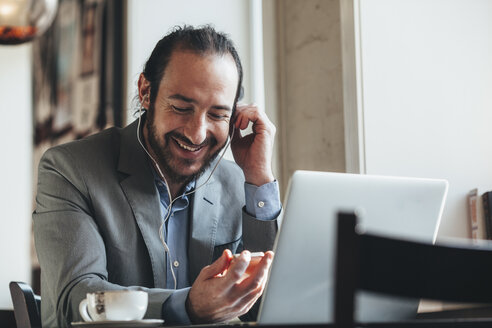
[33,25,281,327]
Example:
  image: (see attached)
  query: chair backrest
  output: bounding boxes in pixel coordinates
[334,212,492,327]
[9,281,41,328]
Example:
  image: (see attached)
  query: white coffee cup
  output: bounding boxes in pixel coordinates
[79,290,148,322]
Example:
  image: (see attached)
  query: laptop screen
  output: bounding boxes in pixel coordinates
[258,170,448,324]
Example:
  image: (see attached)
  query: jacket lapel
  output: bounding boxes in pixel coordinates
[117,118,167,288]
[189,169,221,282]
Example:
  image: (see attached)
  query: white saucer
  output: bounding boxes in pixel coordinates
[71,319,164,328]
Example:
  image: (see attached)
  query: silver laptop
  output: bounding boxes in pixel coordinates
[257,170,448,324]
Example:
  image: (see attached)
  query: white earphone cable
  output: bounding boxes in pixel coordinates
[136,102,235,289]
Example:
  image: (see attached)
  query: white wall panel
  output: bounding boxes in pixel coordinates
[357,0,492,238]
[0,44,32,308]
[126,0,252,123]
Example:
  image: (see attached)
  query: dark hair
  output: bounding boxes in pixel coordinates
[142,25,243,111]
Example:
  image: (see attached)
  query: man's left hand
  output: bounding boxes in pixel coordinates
[231,104,276,186]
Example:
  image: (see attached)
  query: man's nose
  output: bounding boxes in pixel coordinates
[183,114,207,145]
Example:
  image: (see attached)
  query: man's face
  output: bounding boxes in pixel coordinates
[144,50,239,185]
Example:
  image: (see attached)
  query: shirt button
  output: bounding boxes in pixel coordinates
[173,261,180,268]
[257,201,265,208]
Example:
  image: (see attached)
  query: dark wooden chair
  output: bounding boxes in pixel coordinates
[335,212,492,328]
[9,281,41,328]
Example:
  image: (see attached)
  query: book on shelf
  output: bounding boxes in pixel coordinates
[482,191,492,240]
[467,189,487,240]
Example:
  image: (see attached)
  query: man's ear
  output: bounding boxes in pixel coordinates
[138,73,151,109]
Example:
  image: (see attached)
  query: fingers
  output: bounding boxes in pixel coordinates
[188,250,273,323]
[226,285,263,319]
[234,104,260,130]
[234,289,263,318]
[227,251,273,298]
[227,251,274,317]
[238,251,273,292]
[233,104,275,135]
[232,123,242,140]
[224,250,251,284]
[230,104,276,186]
[200,249,233,279]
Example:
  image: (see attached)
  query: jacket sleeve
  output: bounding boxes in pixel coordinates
[239,183,281,322]
[241,208,280,252]
[242,180,281,251]
[33,147,174,327]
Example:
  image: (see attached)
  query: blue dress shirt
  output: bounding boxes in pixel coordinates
[152,168,281,324]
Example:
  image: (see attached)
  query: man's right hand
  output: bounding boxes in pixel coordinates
[185,249,274,323]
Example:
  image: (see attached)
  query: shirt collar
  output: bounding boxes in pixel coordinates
[150,163,196,198]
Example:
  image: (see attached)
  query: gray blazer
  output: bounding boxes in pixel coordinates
[33,119,279,327]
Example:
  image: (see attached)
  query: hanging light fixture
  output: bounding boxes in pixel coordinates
[0,0,58,45]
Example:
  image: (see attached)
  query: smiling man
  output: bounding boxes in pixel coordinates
[34,25,281,327]
[141,50,238,194]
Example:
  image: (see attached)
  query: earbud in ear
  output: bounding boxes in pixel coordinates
[141,94,149,110]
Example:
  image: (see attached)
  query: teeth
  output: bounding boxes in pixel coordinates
[176,140,200,152]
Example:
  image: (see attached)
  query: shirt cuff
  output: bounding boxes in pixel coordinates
[161,287,192,325]
[245,180,281,220]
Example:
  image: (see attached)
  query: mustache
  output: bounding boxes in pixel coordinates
[166,131,215,148]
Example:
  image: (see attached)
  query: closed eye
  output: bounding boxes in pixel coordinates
[209,112,230,120]
[171,105,192,113]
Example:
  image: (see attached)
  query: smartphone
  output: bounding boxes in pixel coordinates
[233,251,265,275]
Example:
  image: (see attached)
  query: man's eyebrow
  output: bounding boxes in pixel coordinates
[168,94,232,112]
[211,104,232,112]
[169,94,196,103]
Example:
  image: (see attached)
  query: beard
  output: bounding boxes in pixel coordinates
[145,105,226,187]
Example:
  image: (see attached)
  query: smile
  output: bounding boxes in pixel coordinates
[173,138,203,152]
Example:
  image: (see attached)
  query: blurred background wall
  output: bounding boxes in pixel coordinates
[1,0,492,312]
[0,44,33,310]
